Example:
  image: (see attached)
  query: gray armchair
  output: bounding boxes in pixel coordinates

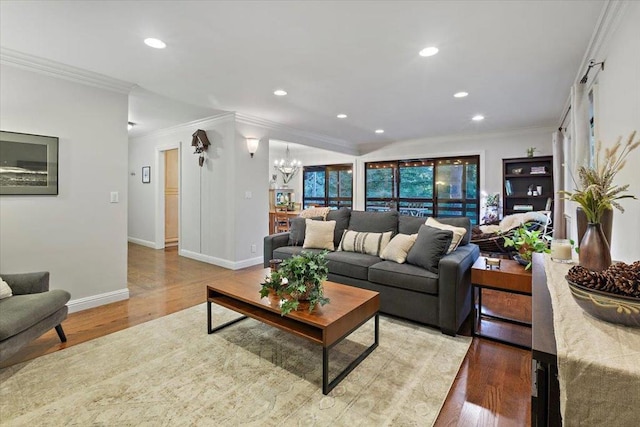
[0,272,70,363]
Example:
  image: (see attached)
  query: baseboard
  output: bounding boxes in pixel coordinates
[179,250,262,270]
[127,237,156,249]
[67,288,130,313]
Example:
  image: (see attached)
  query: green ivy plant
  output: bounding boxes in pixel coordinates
[503,226,551,270]
[260,251,330,316]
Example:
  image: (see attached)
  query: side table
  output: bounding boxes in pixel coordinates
[471,256,532,350]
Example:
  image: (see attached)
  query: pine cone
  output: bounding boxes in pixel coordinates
[567,262,640,298]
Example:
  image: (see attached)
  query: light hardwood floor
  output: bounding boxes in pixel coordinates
[1,243,531,426]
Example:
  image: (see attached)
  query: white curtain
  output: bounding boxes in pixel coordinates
[570,83,590,172]
[552,130,566,238]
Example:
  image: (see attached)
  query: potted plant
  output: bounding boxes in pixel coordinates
[561,131,639,271]
[503,225,551,270]
[260,251,330,315]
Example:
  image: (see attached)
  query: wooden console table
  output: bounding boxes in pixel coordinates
[531,253,561,427]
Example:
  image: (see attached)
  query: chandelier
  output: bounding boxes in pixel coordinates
[274,145,301,185]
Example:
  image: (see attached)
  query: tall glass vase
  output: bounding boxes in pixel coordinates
[579,223,612,272]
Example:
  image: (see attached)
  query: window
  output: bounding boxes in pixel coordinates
[303,164,353,209]
[365,156,479,224]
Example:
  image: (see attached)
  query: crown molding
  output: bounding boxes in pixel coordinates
[235,112,358,155]
[573,0,628,85]
[0,47,136,94]
[130,112,236,141]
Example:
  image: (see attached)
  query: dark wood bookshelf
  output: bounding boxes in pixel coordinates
[503,156,554,218]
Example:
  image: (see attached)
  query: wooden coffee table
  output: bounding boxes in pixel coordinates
[206,279,380,395]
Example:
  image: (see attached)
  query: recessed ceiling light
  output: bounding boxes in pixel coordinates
[419,47,439,57]
[144,38,166,49]
[472,115,485,121]
[273,89,287,96]
[454,92,469,98]
[375,129,385,134]
[337,114,347,119]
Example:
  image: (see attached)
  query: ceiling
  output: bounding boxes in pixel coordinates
[0,1,605,151]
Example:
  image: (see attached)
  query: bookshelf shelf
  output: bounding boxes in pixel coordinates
[503,156,554,218]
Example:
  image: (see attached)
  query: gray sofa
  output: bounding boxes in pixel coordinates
[0,272,70,362]
[264,209,480,336]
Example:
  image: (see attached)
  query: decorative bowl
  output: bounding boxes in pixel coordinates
[512,167,523,174]
[566,278,640,327]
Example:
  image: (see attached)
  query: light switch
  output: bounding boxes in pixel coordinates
[110,192,119,203]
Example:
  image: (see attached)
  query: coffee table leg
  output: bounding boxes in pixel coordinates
[322,313,379,395]
[207,301,248,334]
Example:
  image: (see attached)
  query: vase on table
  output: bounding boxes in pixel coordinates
[579,223,611,272]
[576,206,613,246]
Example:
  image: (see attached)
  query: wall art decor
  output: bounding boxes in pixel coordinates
[0,130,59,195]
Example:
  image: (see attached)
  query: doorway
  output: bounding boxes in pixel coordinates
[164,148,179,247]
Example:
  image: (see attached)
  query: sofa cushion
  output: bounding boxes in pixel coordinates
[368,261,439,295]
[303,219,336,250]
[433,217,472,246]
[348,210,398,234]
[0,290,70,340]
[380,233,418,264]
[326,208,351,248]
[425,217,467,254]
[338,230,393,257]
[325,251,382,281]
[273,246,325,261]
[406,225,453,274]
[288,216,322,246]
[398,215,426,235]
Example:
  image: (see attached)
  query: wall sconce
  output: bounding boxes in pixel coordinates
[246,138,259,158]
[191,129,210,167]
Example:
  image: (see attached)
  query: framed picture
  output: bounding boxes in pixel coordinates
[0,130,59,195]
[142,166,151,183]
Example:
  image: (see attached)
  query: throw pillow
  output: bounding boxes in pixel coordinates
[0,277,12,299]
[338,230,393,257]
[380,233,418,263]
[406,225,453,273]
[425,217,467,254]
[288,216,323,246]
[299,207,331,220]
[303,219,336,250]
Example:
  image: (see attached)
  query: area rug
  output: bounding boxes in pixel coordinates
[0,303,471,426]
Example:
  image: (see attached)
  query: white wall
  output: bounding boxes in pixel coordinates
[585,1,640,262]
[128,113,270,269]
[0,64,129,308]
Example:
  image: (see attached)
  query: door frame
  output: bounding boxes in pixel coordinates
[155,143,181,249]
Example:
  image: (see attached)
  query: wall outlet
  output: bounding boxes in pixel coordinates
[251,244,256,253]
[245,191,252,199]
[110,191,119,203]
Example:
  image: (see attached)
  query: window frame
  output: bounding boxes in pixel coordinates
[302,163,353,209]
[364,155,480,223]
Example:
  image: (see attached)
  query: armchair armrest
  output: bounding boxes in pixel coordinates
[263,233,291,267]
[0,271,50,295]
[438,244,480,335]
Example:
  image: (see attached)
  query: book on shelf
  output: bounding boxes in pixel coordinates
[505,180,513,196]
[530,166,548,174]
[513,204,534,211]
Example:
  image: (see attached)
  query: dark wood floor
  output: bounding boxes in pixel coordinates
[1,243,531,426]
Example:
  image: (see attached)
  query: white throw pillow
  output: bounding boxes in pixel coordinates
[0,277,13,299]
[299,207,331,220]
[380,233,418,263]
[425,217,467,254]
[303,219,336,250]
[338,230,393,257]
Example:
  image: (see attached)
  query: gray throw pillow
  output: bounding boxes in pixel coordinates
[326,208,351,248]
[288,216,323,246]
[406,225,453,273]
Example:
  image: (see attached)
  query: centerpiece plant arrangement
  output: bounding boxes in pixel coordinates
[260,251,330,316]
[561,131,639,271]
[503,226,551,270]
